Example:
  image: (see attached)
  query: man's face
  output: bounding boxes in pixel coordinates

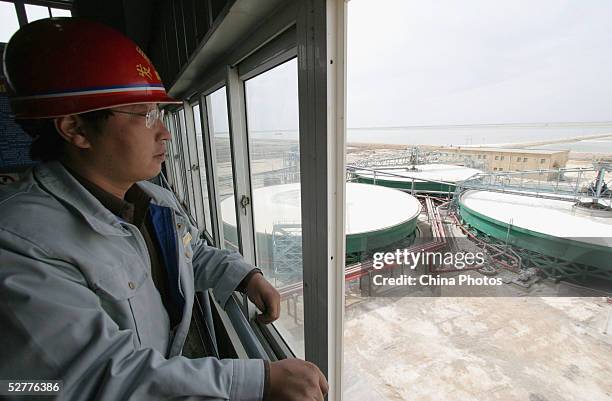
[86,103,171,183]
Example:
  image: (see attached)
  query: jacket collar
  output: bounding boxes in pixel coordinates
[34,162,182,236]
[33,161,132,237]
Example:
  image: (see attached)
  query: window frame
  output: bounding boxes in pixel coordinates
[162,114,177,190]
[205,85,240,252]
[177,108,198,217]
[168,111,188,205]
[240,55,305,356]
[189,98,216,243]
[199,88,225,247]
[183,100,206,229]
[165,1,347,396]
[296,2,346,395]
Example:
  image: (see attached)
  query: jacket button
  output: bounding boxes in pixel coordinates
[128,282,135,289]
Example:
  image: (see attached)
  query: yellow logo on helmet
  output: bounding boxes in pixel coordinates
[136,64,153,80]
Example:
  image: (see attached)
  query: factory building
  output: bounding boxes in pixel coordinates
[435,146,569,175]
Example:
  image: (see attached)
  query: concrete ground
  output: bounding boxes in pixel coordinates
[343,297,612,401]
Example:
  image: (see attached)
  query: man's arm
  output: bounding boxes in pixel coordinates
[190,238,280,322]
[185,219,327,401]
[190,240,256,307]
[0,229,265,401]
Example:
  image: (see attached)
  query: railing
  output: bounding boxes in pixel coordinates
[346,165,458,195]
[350,146,486,170]
[455,164,612,206]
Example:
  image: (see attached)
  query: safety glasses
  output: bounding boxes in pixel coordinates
[110,107,166,129]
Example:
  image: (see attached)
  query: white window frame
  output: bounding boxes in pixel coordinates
[189,99,216,242]
[167,112,187,204]
[204,84,239,251]
[177,108,198,217]
[200,85,226,247]
[225,66,256,265]
[297,2,346,398]
[162,115,177,190]
[183,100,206,229]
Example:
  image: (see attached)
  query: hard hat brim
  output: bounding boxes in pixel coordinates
[10,89,182,119]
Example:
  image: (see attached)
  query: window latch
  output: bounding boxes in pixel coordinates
[240,195,250,215]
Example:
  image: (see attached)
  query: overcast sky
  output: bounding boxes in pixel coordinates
[348,0,612,127]
[2,1,612,130]
[236,0,612,131]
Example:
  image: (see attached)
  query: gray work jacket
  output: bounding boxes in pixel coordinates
[0,162,264,400]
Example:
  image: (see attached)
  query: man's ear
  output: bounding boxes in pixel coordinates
[54,116,92,149]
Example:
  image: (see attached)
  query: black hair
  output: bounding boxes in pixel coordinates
[18,109,114,162]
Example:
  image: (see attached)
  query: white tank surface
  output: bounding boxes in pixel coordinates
[220,182,422,253]
[460,190,612,244]
[354,163,482,192]
[458,190,612,270]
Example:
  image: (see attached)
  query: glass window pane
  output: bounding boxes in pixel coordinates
[244,58,303,357]
[25,5,49,22]
[182,104,204,230]
[178,109,197,216]
[174,115,188,204]
[346,1,612,400]
[168,113,186,203]
[208,87,239,252]
[0,3,20,43]
[163,116,176,189]
[50,8,71,17]
[164,147,175,188]
[166,115,177,191]
[192,103,214,237]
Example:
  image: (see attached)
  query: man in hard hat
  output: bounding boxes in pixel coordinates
[0,18,328,401]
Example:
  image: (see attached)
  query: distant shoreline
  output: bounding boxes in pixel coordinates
[347,132,612,159]
[453,133,612,150]
[347,121,612,130]
[245,133,612,160]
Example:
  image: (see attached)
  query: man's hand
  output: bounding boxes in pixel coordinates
[269,359,329,401]
[245,273,280,324]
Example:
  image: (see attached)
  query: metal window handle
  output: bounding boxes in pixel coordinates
[190,164,199,171]
[240,195,250,215]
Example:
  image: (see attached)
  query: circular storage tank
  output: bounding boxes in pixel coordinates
[354,163,481,192]
[458,190,612,270]
[220,183,422,264]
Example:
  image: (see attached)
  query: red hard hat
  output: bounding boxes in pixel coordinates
[2,18,181,119]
